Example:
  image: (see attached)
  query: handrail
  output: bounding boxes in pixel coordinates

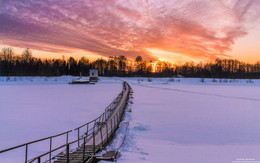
[74,93,123,131]
[29,136,86,163]
[0,130,72,153]
[0,81,133,163]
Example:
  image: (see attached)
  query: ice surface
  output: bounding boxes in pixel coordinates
[1,77,260,163]
[0,76,122,162]
[115,78,260,163]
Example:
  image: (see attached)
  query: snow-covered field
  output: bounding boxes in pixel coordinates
[117,78,260,163]
[1,77,260,163]
[0,76,122,162]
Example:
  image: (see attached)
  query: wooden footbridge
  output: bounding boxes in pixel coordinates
[0,82,133,163]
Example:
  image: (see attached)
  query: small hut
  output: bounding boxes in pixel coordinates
[89,69,99,82]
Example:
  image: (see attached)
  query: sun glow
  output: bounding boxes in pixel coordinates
[146,48,201,64]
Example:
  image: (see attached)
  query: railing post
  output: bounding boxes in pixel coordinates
[114,115,116,129]
[38,157,41,163]
[110,118,113,134]
[105,122,109,144]
[99,116,102,125]
[93,132,95,155]
[49,137,52,163]
[25,144,28,163]
[86,123,89,139]
[100,126,104,147]
[66,132,69,145]
[77,128,80,147]
[93,120,96,155]
[93,120,96,133]
[83,137,86,162]
[66,144,70,163]
[117,113,119,126]
[115,113,118,126]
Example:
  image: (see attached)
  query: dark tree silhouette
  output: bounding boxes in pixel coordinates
[1,47,260,78]
[22,48,32,63]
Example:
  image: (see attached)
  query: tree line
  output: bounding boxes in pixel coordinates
[1,47,260,78]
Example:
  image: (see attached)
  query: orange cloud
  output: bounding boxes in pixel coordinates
[0,0,259,61]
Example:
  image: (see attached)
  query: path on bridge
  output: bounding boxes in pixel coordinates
[53,82,133,163]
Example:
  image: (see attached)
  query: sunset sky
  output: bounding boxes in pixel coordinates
[0,0,260,64]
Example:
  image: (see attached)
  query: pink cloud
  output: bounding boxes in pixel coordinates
[0,0,259,61]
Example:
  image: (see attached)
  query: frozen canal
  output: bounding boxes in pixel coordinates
[116,78,260,163]
[1,77,260,163]
[0,76,122,162]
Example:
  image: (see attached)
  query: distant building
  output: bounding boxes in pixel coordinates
[89,69,99,82]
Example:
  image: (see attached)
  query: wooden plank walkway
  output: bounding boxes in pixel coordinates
[53,82,132,163]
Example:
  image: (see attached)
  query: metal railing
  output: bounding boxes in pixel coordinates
[0,130,72,163]
[0,82,133,163]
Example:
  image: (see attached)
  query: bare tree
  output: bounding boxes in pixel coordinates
[22,48,32,63]
[118,55,126,72]
[1,47,14,61]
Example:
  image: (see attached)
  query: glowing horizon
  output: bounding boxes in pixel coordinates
[0,0,260,63]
